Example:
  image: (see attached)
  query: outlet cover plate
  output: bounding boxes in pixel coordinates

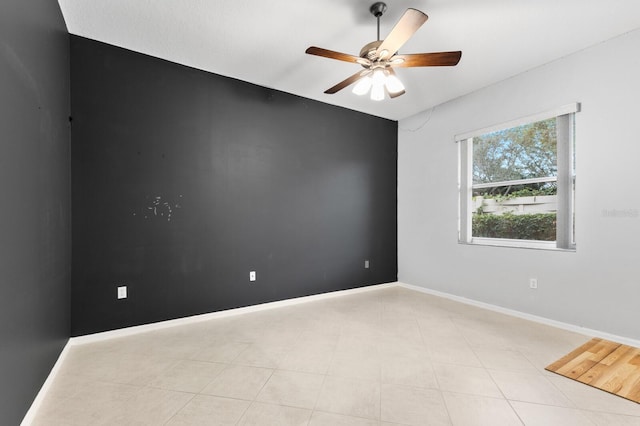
[117,286,127,299]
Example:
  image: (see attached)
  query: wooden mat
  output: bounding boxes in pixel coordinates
[546,338,640,403]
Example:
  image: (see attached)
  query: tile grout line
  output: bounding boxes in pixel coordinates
[28,285,640,424]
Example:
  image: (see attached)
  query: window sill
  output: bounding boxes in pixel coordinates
[459,237,576,252]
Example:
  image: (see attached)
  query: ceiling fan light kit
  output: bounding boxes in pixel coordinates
[384,71,405,94]
[352,76,373,96]
[305,2,461,101]
[352,68,405,101]
[370,70,386,101]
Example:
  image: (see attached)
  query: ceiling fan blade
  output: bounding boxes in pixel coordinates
[393,51,462,67]
[324,70,371,94]
[305,46,362,64]
[375,8,428,60]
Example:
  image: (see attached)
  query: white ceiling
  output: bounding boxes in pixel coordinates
[58,0,640,121]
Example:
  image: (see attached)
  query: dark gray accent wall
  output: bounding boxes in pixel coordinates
[0,1,71,424]
[71,36,397,336]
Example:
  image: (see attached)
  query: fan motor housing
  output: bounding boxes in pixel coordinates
[360,40,383,60]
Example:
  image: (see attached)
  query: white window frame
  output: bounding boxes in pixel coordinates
[457,103,579,251]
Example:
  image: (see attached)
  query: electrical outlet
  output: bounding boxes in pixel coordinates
[249,271,256,282]
[529,278,538,289]
[117,285,127,299]
[364,260,370,269]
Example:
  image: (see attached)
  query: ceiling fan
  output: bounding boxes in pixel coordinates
[305,2,462,100]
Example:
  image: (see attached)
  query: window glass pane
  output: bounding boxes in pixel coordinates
[472,117,557,185]
[472,182,557,241]
[459,108,576,249]
[470,117,559,242]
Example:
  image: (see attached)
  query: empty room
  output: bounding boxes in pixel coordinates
[2,0,640,425]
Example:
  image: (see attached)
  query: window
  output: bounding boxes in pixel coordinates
[457,104,578,250]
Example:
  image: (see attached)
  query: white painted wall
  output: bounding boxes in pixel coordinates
[398,28,640,341]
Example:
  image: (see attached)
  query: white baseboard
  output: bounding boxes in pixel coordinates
[20,340,72,426]
[70,282,397,346]
[398,281,640,348]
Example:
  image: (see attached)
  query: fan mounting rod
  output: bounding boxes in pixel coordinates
[370,2,387,41]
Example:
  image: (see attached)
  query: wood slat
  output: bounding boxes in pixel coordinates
[627,376,640,402]
[597,348,640,399]
[545,338,603,371]
[579,345,633,386]
[600,363,636,396]
[617,364,640,399]
[546,338,640,404]
[547,338,620,379]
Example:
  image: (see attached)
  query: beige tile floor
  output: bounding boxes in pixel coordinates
[30,286,640,425]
